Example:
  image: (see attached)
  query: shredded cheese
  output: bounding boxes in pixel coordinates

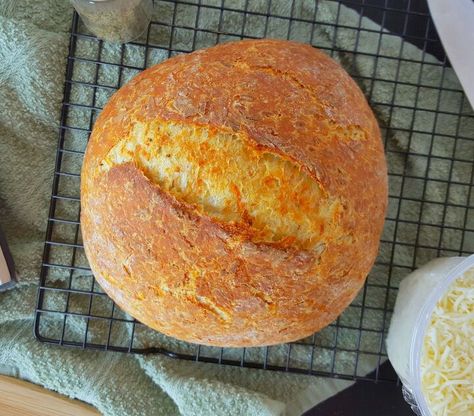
[421,266,474,416]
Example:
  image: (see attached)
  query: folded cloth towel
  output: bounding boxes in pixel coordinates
[0,1,472,415]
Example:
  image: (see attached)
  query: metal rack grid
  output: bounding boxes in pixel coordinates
[34,0,474,385]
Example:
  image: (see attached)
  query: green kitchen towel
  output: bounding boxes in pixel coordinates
[0,1,473,415]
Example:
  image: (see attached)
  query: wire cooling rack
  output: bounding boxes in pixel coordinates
[35,0,474,384]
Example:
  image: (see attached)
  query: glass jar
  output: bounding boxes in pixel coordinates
[71,0,153,43]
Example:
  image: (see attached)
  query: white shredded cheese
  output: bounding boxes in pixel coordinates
[421,266,474,416]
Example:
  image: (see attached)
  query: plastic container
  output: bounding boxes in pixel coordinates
[71,0,153,43]
[386,254,474,416]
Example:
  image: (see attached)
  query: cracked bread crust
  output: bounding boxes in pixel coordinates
[81,39,388,347]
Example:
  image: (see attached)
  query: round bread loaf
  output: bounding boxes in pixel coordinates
[81,39,388,347]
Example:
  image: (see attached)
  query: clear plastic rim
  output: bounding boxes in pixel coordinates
[409,253,474,416]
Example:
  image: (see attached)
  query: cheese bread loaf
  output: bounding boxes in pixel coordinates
[81,39,388,347]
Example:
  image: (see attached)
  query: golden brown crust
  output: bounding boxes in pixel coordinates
[81,39,388,347]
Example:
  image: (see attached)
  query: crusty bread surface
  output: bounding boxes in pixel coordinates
[81,39,388,347]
